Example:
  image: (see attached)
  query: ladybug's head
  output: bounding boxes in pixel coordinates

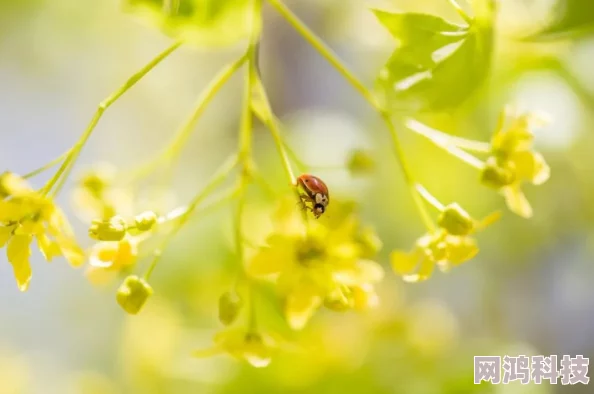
[313,203,325,218]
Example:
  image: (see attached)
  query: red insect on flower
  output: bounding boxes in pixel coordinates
[296,174,330,219]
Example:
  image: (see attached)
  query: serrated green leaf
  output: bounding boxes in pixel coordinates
[122,0,252,47]
[373,9,494,112]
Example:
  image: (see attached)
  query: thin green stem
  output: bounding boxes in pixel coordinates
[383,114,435,230]
[253,74,296,186]
[267,0,434,229]
[143,153,239,279]
[44,40,183,197]
[22,150,71,179]
[267,0,378,108]
[157,187,240,225]
[124,53,249,182]
[405,118,491,153]
[404,118,486,170]
[447,0,474,25]
[415,184,445,211]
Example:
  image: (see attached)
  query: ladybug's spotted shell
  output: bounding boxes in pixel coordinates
[297,174,329,200]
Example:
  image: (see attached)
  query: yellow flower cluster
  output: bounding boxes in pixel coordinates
[480,108,550,218]
[391,203,499,282]
[0,172,84,291]
[248,199,384,330]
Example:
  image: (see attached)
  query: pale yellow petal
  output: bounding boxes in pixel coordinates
[0,225,13,247]
[390,250,419,276]
[502,186,532,218]
[333,259,384,286]
[57,236,85,267]
[36,234,62,262]
[402,256,434,283]
[7,234,33,291]
[247,241,293,277]
[285,281,323,330]
[445,235,479,266]
[510,151,550,184]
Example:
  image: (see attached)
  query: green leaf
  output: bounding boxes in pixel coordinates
[122,0,252,47]
[526,0,594,40]
[373,9,494,112]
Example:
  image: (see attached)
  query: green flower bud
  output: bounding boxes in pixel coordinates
[480,157,515,189]
[89,216,127,241]
[437,203,474,236]
[116,275,153,315]
[347,149,375,175]
[134,211,158,232]
[218,291,243,326]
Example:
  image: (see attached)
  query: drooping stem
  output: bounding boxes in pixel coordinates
[43,40,183,197]
[405,118,491,153]
[447,0,474,25]
[267,0,434,229]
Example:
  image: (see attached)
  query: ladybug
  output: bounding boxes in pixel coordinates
[296,174,329,219]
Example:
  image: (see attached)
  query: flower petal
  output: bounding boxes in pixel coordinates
[510,151,550,185]
[0,225,13,248]
[390,250,419,276]
[36,234,62,262]
[445,235,479,266]
[333,259,384,285]
[502,186,533,218]
[285,280,323,330]
[248,239,293,277]
[402,255,434,283]
[7,234,33,291]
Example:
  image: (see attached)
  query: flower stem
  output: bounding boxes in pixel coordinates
[404,118,486,170]
[404,117,491,153]
[447,0,474,25]
[43,40,183,197]
[143,153,239,280]
[125,53,249,182]
[267,0,434,230]
[415,184,445,211]
[22,150,70,179]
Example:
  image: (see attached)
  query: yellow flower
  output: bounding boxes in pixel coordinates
[481,108,550,218]
[391,204,498,282]
[71,164,135,222]
[193,328,276,368]
[0,172,84,291]
[248,198,383,330]
[86,235,141,285]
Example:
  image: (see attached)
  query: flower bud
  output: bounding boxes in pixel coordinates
[347,149,375,175]
[89,216,127,241]
[437,203,474,236]
[480,157,515,189]
[116,275,153,315]
[218,291,243,326]
[134,211,158,232]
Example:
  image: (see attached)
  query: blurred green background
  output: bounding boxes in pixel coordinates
[1,0,594,393]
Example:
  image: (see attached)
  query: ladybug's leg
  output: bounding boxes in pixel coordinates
[297,194,313,212]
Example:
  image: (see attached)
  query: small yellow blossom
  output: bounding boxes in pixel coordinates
[481,108,551,218]
[71,164,135,222]
[194,328,276,368]
[248,198,383,330]
[0,172,84,291]
[86,235,141,285]
[391,203,498,282]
